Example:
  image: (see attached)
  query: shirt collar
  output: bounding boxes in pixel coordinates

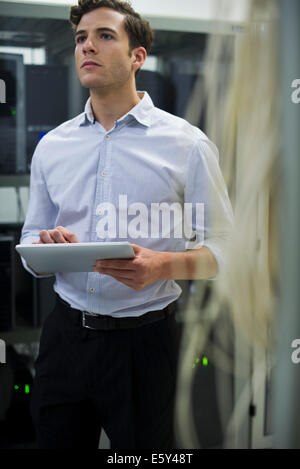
[79,91,154,128]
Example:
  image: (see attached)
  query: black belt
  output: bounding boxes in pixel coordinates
[56,294,175,330]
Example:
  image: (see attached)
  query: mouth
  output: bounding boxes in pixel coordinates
[81,61,101,69]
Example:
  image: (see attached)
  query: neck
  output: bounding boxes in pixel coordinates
[89,81,141,131]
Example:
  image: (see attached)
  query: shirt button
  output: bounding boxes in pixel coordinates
[96,208,102,215]
[89,287,95,293]
[105,134,110,139]
[101,171,106,177]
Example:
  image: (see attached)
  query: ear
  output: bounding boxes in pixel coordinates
[131,46,147,74]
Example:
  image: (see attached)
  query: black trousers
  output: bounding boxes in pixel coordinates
[30,297,182,449]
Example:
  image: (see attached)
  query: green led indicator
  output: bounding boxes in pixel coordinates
[14,385,19,390]
[11,110,16,116]
[192,356,208,368]
[25,384,30,394]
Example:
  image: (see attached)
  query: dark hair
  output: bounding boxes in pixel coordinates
[70,0,154,76]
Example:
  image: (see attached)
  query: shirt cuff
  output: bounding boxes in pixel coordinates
[21,257,54,279]
[201,237,230,281]
[185,237,230,281]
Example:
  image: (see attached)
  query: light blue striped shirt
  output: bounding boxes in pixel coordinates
[20,91,233,317]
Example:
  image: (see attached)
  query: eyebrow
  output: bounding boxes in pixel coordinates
[74,27,118,38]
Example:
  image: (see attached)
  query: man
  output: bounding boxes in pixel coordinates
[21,0,233,449]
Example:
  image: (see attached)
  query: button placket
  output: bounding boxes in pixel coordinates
[87,130,113,311]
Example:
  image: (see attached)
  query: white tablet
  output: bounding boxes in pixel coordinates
[15,242,135,273]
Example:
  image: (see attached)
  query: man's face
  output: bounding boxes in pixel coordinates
[74,7,135,91]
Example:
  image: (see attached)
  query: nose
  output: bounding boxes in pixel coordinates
[82,35,97,54]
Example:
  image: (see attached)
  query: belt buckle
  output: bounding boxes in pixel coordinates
[82,310,99,330]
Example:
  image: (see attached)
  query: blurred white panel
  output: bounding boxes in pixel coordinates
[0,46,45,64]
[132,0,250,22]
[143,55,158,72]
[19,186,30,215]
[0,188,18,223]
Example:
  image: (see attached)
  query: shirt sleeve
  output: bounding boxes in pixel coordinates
[20,140,57,278]
[184,137,234,280]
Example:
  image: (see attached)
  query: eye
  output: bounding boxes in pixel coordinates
[76,36,86,44]
[101,33,113,40]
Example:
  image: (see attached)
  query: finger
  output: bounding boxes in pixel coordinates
[95,259,136,270]
[94,267,135,279]
[131,244,142,254]
[50,229,69,243]
[56,226,79,243]
[93,268,140,289]
[109,276,139,290]
[40,230,54,243]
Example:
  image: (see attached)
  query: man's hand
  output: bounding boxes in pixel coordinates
[33,226,79,244]
[93,243,218,289]
[93,244,165,290]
